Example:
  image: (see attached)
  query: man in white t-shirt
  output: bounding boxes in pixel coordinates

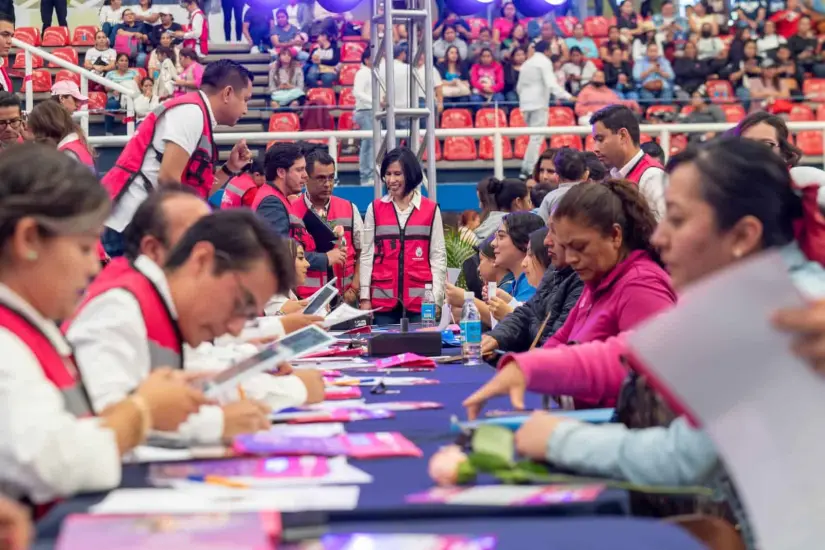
[101,59,253,258]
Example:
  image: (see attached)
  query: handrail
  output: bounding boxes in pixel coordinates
[84,121,825,174]
[12,37,140,135]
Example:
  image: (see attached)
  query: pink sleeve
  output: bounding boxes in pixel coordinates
[501,335,630,401]
[614,279,676,332]
[574,88,591,116]
[470,64,483,90]
[541,290,584,349]
[193,64,204,87]
[492,63,504,92]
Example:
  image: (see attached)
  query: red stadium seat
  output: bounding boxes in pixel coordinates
[796,131,824,156]
[48,47,78,68]
[646,104,678,118]
[640,133,654,144]
[789,104,815,122]
[421,138,443,161]
[479,136,513,160]
[338,87,355,107]
[588,58,604,70]
[705,79,735,103]
[585,134,596,151]
[340,42,367,63]
[441,108,473,129]
[816,104,825,121]
[54,69,80,86]
[443,136,477,160]
[555,16,579,37]
[584,16,610,38]
[475,107,507,128]
[719,103,746,123]
[72,26,99,46]
[14,27,40,47]
[550,134,583,150]
[548,106,576,126]
[465,17,489,39]
[338,63,359,86]
[14,50,43,69]
[88,91,107,111]
[307,87,336,105]
[338,110,354,130]
[680,105,695,116]
[669,134,688,156]
[515,135,546,159]
[268,112,301,132]
[509,107,525,127]
[803,79,825,101]
[135,67,148,81]
[30,69,52,93]
[41,26,69,47]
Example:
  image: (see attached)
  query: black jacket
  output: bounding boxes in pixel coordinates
[488,266,583,353]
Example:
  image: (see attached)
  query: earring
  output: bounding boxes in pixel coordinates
[26,250,38,261]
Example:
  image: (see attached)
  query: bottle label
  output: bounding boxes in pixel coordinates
[461,320,482,344]
[421,303,435,322]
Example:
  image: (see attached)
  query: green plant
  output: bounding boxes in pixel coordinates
[444,226,476,289]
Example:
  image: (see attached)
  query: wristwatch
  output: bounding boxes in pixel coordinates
[220,164,243,177]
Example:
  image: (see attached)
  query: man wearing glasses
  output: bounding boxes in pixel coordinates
[0,92,24,147]
[0,13,12,93]
[291,147,362,305]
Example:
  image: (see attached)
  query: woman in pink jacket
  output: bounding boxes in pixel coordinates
[464,179,677,416]
[469,48,505,106]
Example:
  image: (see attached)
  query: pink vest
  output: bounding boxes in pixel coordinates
[625,153,663,185]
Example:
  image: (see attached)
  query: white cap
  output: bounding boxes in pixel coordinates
[425,283,432,289]
[465,291,474,300]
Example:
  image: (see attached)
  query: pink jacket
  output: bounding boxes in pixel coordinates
[470,62,504,93]
[501,250,677,407]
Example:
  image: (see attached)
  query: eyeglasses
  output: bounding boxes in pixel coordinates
[0,118,22,130]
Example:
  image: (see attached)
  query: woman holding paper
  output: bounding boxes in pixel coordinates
[0,144,211,507]
[468,138,825,550]
[265,240,311,315]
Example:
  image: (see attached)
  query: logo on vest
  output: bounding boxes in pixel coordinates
[415,246,423,259]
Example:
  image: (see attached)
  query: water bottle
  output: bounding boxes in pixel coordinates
[460,291,483,365]
[421,283,436,328]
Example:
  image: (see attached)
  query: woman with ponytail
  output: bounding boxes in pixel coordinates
[465,178,677,412]
[473,177,532,241]
[462,138,825,549]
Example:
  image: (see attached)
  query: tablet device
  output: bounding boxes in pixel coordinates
[204,325,335,398]
[303,278,338,316]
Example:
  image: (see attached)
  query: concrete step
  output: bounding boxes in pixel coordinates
[208,42,252,54]
[203,52,269,64]
[245,63,271,75]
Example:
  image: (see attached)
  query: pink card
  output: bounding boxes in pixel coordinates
[373,353,436,370]
[324,386,363,400]
[56,512,281,550]
[287,409,394,424]
[149,456,330,482]
[406,485,605,506]
[341,432,423,459]
[303,347,364,359]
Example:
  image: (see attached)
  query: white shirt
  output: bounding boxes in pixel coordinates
[99,5,126,25]
[85,47,117,69]
[610,149,667,220]
[132,5,157,22]
[517,52,571,111]
[106,91,217,232]
[66,256,225,444]
[285,4,301,27]
[134,94,159,121]
[757,34,786,55]
[359,189,447,305]
[0,284,121,503]
[353,65,374,111]
[183,10,206,56]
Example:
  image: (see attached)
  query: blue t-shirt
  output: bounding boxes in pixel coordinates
[498,271,515,296]
[511,272,536,303]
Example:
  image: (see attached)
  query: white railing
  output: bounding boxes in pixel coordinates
[86,121,825,175]
[12,37,141,135]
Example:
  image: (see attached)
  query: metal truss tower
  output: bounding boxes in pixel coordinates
[369,0,438,200]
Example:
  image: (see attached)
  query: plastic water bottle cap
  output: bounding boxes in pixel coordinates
[464,291,474,300]
[425,283,432,289]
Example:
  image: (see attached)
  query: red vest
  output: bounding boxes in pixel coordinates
[0,304,93,418]
[252,184,315,253]
[291,194,357,299]
[625,153,664,185]
[183,10,209,55]
[370,197,437,313]
[63,258,184,370]
[221,173,259,209]
[59,138,96,172]
[0,65,11,93]
[101,92,216,204]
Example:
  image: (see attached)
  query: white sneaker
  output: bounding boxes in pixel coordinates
[250,46,260,54]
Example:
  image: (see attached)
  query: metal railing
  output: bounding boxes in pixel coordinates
[85,121,825,176]
[12,37,141,135]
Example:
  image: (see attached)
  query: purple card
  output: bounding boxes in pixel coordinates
[56,512,280,550]
[292,534,496,550]
[406,485,605,506]
[233,433,348,456]
[149,457,330,482]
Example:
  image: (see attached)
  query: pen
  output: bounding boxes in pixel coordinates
[187,475,249,489]
[237,384,246,400]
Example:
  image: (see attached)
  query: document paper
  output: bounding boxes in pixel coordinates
[627,249,825,550]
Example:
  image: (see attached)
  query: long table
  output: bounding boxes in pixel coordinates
[34,355,707,549]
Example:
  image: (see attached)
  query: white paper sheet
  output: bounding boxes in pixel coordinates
[322,304,378,328]
[447,268,461,285]
[437,299,452,331]
[488,282,498,329]
[627,250,825,550]
[91,486,361,514]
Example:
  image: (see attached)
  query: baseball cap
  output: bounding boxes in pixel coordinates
[51,80,89,102]
[157,6,173,15]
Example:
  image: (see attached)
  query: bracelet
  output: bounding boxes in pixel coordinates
[129,394,152,442]
[220,163,242,177]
